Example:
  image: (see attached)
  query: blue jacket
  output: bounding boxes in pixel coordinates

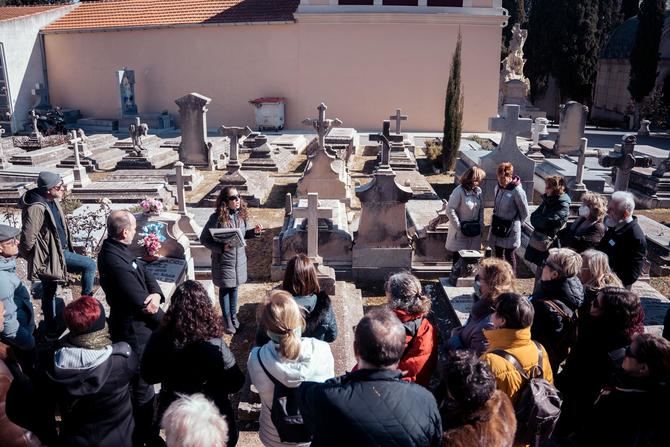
[0,256,33,341]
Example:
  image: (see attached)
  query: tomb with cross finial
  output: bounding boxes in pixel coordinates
[302,102,342,151]
[370,120,403,171]
[599,134,652,192]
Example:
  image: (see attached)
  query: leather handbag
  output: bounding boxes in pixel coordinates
[491,214,515,238]
[460,220,481,237]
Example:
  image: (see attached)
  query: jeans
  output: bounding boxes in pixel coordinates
[41,250,97,333]
[219,287,238,318]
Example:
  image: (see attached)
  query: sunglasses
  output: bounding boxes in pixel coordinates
[227,195,240,201]
[624,345,638,360]
[52,183,65,191]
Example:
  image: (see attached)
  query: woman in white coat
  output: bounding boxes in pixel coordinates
[248,290,334,447]
[445,166,486,265]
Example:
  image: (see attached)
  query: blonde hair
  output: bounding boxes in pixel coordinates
[459,166,486,190]
[581,192,607,221]
[478,257,516,301]
[581,249,623,288]
[260,290,305,361]
[162,393,228,447]
[545,248,582,278]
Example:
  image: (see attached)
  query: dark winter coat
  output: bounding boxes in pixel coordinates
[585,374,670,447]
[200,211,256,289]
[298,368,443,447]
[530,276,583,373]
[47,342,136,447]
[255,291,338,346]
[664,308,670,341]
[525,192,570,265]
[556,314,638,438]
[557,217,606,253]
[597,217,647,286]
[18,188,72,281]
[488,176,530,250]
[395,309,437,386]
[450,295,496,356]
[97,238,164,354]
[441,390,516,447]
[141,329,245,446]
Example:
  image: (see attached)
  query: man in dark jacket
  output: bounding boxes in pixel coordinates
[298,307,442,447]
[597,191,647,288]
[19,171,96,336]
[97,210,164,447]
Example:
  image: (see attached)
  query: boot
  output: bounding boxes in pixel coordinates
[224,316,236,335]
[231,314,240,329]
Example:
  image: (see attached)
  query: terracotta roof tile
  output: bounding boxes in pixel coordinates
[44,0,299,32]
[0,5,66,22]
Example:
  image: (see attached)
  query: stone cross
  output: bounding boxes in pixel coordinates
[219,125,252,169]
[302,103,342,151]
[389,108,408,134]
[175,161,187,214]
[570,137,589,201]
[292,192,333,265]
[489,104,532,152]
[599,134,652,191]
[69,130,83,168]
[29,110,41,137]
[369,120,403,169]
[31,83,50,110]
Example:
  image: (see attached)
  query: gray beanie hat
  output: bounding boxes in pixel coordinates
[37,171,62,190]
[0,224,20,242]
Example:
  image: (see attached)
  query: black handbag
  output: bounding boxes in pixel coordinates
[460,220,481,237]
[491,214,515,238]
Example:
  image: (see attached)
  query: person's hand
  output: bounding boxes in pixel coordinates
[254,223,264,235]
[144,293,161,314]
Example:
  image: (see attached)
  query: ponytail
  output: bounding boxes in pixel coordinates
[260,290,305,361]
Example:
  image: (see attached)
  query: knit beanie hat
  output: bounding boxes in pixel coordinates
[37,171,62,190]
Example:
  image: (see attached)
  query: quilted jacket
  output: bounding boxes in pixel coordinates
[395,309,437,386]
[298,368,443,447]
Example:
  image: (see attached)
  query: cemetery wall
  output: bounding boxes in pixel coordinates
[0,5,74,132]
[44,16,502,131]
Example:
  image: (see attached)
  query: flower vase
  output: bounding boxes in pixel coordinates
[143,210,161,217]
[142,253,160,262]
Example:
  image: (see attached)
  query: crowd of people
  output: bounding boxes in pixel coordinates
[0,169,669,446]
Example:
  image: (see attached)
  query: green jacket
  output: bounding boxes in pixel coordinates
[19,188,72,281]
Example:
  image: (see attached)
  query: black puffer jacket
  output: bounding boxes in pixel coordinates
[597,217,647,286]
[530,276,583,373]
[298,368,443,447]
[525,192,570,265]
[255,291,338,346]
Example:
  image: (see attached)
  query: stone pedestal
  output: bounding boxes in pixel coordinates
[175,92,214,168]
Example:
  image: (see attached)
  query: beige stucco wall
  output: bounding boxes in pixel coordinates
[44,15,503,132]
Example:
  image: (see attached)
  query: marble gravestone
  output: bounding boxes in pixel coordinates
[352,123,413,282]
[555,101,588,155]
[297,103,352,205]
[175,92,220,169]
[118,68,138,117]
[479,104,534,206]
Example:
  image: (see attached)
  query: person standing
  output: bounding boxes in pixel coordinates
[489,163,529,273]
[97,210,164,447]
[445,166,486,265]
[200,186,262,334]
[19,171,96,336]
[558,192,607,253]
[597,191,647,289]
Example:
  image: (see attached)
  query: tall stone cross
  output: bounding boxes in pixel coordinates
[219,125,252,169]
[175,161,187,214]
[369,120,403,169]
[598,134,652,192]
[292,192,333,265]
[570,137,589,201]
[69,130,84,168]
[489,104,532,153]
[389,108,408,134]
[302,103,342,150]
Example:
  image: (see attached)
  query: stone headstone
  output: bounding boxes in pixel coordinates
[638,119,651,137]
[272,134,308,155]
[599,134,652,192]
[175,92,214,168]
[118,68,138,117]
[556,101,588,154]
[480,104,534,206]
[219,125,252,170]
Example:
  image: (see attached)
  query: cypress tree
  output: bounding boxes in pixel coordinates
[621,0,640,19]
[629,0,665,118]
[525,0,555,101]
[442,32,464,173]
[597,0,624,52]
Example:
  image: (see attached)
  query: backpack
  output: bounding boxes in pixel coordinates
[256,350,311,443]
[543,299,578,367]
[493,341,562,447]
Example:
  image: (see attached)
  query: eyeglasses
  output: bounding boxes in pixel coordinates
[52,183,65,191]
[227,195,240,201]
[624,345,638,360]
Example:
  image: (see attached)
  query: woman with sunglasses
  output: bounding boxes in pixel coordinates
[586,333,670,446]
[200,186,263,334]
[555,287,644,442]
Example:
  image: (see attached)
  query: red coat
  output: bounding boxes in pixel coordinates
[395,309,438,386]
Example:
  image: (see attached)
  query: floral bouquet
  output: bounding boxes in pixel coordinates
[138,222,167,258]
[139,198,163,215]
